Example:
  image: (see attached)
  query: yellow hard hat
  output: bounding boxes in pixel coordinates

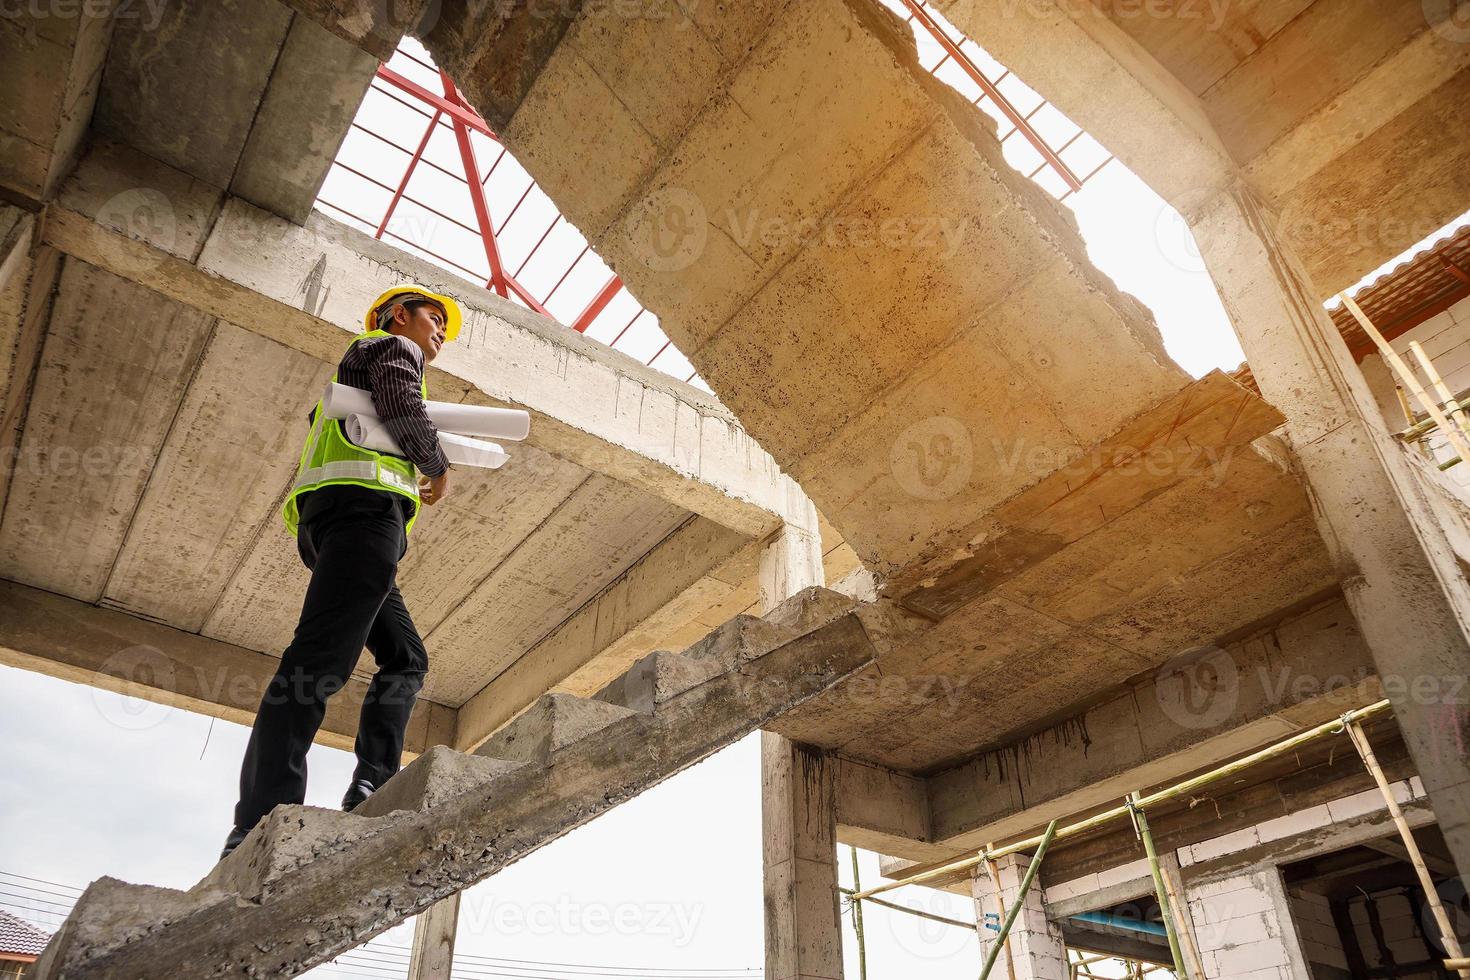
[366,284,463,342]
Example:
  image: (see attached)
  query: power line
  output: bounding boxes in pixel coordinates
[0,873,762,979]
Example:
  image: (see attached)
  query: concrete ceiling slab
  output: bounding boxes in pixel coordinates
[95,0,292,189]
[0,258,214,601]
[100,321,330,631]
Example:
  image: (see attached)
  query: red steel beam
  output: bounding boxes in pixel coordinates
[442,69,511,298]
[570,274,623,333]
[377,64,495,137]
[900,0,1082,192]
[376,107,441,240]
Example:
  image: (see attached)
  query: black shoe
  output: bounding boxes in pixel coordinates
[219,826,249,861]
[341,778,376,813]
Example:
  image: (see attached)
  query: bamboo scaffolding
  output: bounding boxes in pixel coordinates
[1159,857,1208,980]
[1343,719,1469,979]
[979,820,1059,980]
[1128,792,1187,978]
[1409,340,1470,448]
[849,699,1394,902]
[848,846,868,980]
[1338,292,1470,467]
[838,887,976,931]
[983,846,1019,980]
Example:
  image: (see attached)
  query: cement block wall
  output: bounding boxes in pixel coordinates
[1287,889,1351,980]
[1345,890,1443,977]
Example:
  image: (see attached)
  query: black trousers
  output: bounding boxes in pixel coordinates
[234,484,428,831]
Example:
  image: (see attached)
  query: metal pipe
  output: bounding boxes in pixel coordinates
[1067,911,1168,939]
[978,820,1058,980]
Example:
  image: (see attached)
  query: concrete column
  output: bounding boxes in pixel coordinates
[759,506,823,615]
[761,517,839,980]
[1191,182,1470,878]
[762,734,843,980]
[1184,866,1312,980]
[407,892,460,980]
[970,854,1068,980]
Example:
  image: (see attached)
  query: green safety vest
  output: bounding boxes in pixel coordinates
[282,329,429,536]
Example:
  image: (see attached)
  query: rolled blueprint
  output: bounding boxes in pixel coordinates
[322,382,531,442]
[345,413,510,470]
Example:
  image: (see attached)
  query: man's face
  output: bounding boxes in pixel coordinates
[389,300,448,362]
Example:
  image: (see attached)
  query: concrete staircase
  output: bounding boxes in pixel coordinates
[34,587,873,979]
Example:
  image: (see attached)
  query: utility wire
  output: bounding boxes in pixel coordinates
[1,873,763,980]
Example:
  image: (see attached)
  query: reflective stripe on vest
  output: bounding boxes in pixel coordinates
[281,329,429,537]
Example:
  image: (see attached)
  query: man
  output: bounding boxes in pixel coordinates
[221,284,463,859]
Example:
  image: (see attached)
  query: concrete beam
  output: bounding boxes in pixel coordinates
[229,14,379,223]
[38,142,804,537]
[833,756,944,863]
[933,0,1233,216]
[0,577,457,755]
[0,2,115,204]
[94,0,293,190]
[453,516,755,752]
[924,595,1374,853]
[274,0,431,61]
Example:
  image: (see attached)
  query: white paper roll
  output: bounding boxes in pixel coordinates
[344,414,509,471]
[324,382,530,441]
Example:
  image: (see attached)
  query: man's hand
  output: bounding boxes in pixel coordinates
[419,470,450,506]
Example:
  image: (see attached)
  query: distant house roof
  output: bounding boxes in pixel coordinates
[1234,223,1470,394]
[0,909,52,959]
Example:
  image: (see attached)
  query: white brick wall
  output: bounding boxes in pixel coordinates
[973,853,1069,980]
[1187,868,1311,980]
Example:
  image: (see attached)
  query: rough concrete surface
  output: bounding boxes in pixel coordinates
[34,588,877,979]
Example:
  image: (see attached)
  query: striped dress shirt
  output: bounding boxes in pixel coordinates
[335,333,449,478]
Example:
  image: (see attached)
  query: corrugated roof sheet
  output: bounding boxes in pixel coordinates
[0,909,51,957]
[1234,223,1470,394]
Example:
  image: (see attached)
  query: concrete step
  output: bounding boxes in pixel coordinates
[194,804,410,903]
[34,602,878,980]
[474,692,637,764]
[354,746,526,819]
[684,586,855,671]
[592,649,722,713]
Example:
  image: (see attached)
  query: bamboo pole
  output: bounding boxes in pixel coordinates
[850,699,1394,902]
[1343,719,1469,978]
[983,846,1018,980]
[1409,340,1470,448]
[1338,292,1470,466]
[838,888,977,930]
[1159,855,1208,980]
[979,820,1058,980]
[1129,793,1187,978]
[848,846,868,980]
